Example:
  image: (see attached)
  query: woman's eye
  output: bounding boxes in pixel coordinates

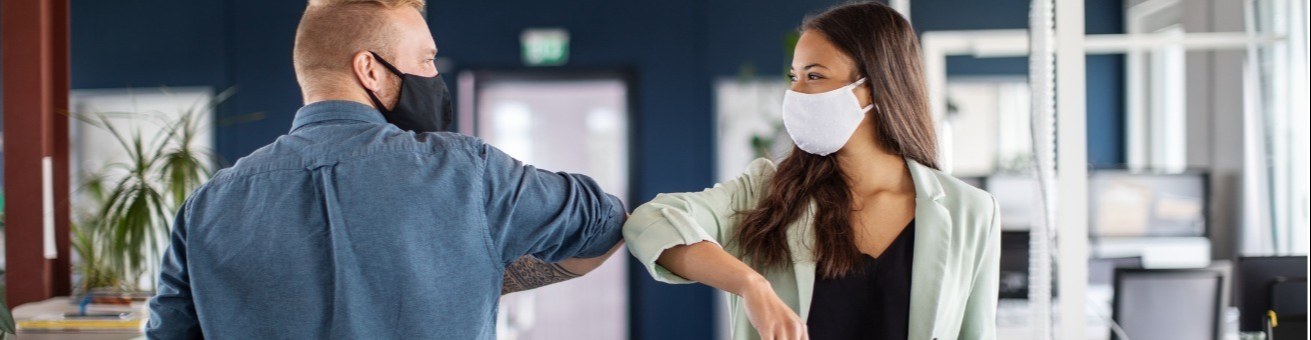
[787,74,798,82]
[808,73,823,80]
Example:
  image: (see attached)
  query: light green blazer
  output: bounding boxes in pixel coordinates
[624,158,1000,340]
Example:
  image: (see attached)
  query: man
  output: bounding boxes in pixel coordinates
[146,0,627,338]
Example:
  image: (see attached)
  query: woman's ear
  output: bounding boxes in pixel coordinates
[856,81,875,110]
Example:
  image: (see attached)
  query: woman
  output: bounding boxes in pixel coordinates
[623,2,999,340]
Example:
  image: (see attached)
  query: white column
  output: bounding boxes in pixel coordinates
[1055,0,1090,339]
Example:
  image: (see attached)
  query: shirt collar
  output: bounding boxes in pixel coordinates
[290,100,387,133]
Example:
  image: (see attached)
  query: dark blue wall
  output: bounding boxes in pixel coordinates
[63,1,1127,339]
[70,1,228,90]
[68,0,310,166]
[220,0,309,165]
[1085,0,1127,167]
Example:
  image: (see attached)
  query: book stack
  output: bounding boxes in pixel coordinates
[12,296,149,334]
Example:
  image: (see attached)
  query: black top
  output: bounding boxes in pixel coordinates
[806,220,915,340]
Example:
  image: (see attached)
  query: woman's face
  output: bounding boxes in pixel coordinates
[788,30,873,108]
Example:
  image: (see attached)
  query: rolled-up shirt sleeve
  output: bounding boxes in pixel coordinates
[479,141,626,264]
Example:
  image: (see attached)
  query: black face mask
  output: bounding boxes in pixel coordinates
[364,51,453,133]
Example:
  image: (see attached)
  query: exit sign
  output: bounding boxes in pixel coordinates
[521,28,569,66]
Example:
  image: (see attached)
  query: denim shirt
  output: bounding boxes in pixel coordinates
[147,100,626,339]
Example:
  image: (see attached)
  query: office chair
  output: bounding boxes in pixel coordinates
[1111,268,1225,340]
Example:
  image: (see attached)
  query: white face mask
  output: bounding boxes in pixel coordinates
[781,78,873,156]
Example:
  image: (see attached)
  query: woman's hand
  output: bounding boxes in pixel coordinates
[656,241,808,339]
[741,278,809,340]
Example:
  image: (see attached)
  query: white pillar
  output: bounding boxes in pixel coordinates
[1055,0,1090,338]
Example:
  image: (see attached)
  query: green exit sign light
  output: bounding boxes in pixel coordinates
[521,28,569,66]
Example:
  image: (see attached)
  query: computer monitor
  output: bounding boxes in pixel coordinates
[1112,268,1225,340]
[1089,171,1208,237]
[999,231,1029,299]
[1236,256,1309,332]
[985,174,1039,231]
[1267,277,1307,340]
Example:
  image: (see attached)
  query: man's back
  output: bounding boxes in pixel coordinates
[147,101,626,339]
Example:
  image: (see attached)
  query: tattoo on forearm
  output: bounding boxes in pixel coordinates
[501,255,582,295]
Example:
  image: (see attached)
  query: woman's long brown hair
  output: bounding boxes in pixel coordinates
[731,1,939,279]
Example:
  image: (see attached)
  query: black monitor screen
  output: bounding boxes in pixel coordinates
[999,231,1030,299]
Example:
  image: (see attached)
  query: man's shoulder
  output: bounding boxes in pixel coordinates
[250,128,488,165]
[208,128,486,185]
[403,131,489,156]
[346,127,490,161]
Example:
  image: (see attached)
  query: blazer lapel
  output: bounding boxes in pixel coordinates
[907,159,953,340]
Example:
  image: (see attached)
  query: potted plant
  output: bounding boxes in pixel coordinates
[71,88,232,295]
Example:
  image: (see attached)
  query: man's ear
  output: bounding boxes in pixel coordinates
[352,51,383,92]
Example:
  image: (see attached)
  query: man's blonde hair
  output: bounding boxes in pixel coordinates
[293,0,426,96]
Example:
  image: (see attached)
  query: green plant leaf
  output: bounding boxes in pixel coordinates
[1,293,15,337]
